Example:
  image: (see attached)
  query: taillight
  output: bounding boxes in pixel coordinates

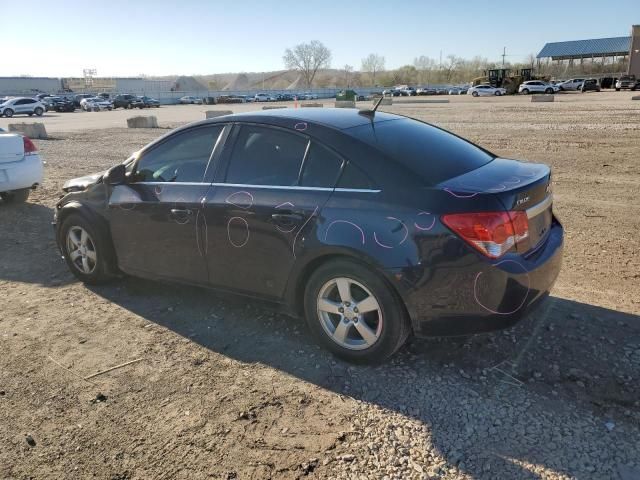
[442,211,529,258]
[23,136,38,156]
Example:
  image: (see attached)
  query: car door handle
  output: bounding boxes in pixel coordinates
[170,208,192,216]
[272,212,304,224]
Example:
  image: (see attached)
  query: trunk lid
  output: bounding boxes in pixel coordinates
[439,158,553,253]
[0,133,25,164]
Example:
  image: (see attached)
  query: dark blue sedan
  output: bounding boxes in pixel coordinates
[54,108,563,363]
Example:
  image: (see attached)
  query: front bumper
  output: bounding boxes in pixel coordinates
[388,219,564,337]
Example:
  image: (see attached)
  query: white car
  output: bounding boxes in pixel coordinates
[0,133,43,203]
[81,97,113,111]
[254,93,276,102]
[300,92,318,100]
[518,81,559,95]
[179,96,203,104]
[0,97,46,117]
[557,78,585,91]
[467,85,507,97]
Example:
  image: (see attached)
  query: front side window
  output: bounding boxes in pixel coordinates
[225,125,308,186]
[135,125,223,183]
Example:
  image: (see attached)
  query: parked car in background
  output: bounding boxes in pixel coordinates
[518,81,559,95]
[467,85,506,97]
[113,94,144,109]
[97,93,110,100]
[0,97,46,117]
[255,93,278,102]
[580,79,601,93]
[44,96,76,112]
[82,97,113,111]
[382,88,401,97]
[416,87,436,95]
[73,94,94,107]
[0,133,43,203]
[557,78,585,91]
[179,96,203,104]
[301,92,318,100]
[139,96,160,108]
[54,108,562,363]
[615,75,638,91]
[399,87,417,96]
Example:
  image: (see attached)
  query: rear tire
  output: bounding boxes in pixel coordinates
[304,259,411,364]
[1,188,30,203]
[59,213,116,285]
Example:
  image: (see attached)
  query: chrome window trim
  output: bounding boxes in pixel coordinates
[135,181,212,186]
[526,194,553,219]
[211,182,380,193]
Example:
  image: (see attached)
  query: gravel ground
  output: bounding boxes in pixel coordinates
[1,92,639,479]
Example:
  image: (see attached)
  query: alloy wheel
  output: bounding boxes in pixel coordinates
[316,277,383,350]
[66,226,97,274]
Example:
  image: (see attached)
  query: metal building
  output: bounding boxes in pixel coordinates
[536,25,639,75]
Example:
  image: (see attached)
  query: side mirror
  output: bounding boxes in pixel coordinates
[104,164,127,186]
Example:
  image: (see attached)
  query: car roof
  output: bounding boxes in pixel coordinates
[210,107,401,130]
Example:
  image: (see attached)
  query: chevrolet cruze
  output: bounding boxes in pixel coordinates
[54,108,563,363]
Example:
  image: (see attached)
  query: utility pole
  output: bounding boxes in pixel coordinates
[502,47,506,67]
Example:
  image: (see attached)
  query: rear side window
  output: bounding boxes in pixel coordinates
[346,118,493,185]
[300,143,343,188]
[225,125,308,186]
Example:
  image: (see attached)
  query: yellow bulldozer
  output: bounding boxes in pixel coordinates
[472,68,549,94]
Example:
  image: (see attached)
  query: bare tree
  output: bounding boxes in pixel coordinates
[343,64,354,87]
[442,55,461,82]
[283,40,332,88]
[413,55,436,84]
[361,53,385,86]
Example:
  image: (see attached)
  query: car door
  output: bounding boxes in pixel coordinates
[108,124,227,284]
[13,99,29,114]
[202,123,343,299]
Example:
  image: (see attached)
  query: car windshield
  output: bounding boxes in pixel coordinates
[347,118,494,185]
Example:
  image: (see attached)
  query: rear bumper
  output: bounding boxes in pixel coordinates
[388,218,563,337]
[0,154,43,193]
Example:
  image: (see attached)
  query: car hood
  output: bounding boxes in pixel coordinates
[62,171,104,192]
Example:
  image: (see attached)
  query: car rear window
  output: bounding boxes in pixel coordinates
[346,118,494,185]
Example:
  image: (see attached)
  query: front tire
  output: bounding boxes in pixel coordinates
[34,107,44,116]
[494,91,501,96]
[545,88,553,94]
[521,88,529,95]
[59,213,116,284]
[1,188,30,203]
[304,259,410,363]
[4,108,14,117]
[472,91,479,97]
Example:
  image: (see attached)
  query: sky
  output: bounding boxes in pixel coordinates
[2,0,637,77]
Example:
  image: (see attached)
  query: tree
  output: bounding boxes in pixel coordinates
[361,53,385,86]
[413,56,436,84]
[392,65,418,85]
[343,64,354,87]
[283,40,332,88]
[442,55,462,82]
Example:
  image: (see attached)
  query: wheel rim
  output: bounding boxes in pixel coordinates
[316,277,383,351]
[5,109,13,117]
[66,226,97,274]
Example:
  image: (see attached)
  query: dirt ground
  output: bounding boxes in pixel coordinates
[1,92,639,480]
